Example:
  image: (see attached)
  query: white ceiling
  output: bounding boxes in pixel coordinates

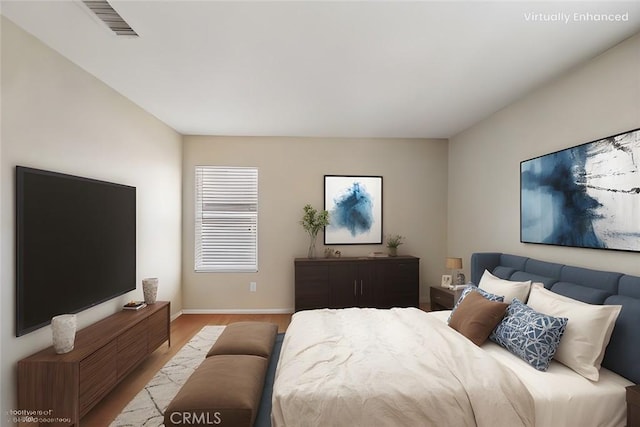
[2,1,639,138]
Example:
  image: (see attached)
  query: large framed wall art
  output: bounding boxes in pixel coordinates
[324,175,383,245]
[520,128,640,252]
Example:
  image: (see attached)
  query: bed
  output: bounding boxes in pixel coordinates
[272,252,640,427]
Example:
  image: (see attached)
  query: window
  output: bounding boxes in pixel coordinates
[195,166,258,272]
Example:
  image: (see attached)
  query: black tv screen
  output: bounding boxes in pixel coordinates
[16,166,136,336]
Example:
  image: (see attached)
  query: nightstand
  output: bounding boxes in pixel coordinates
[430,286,459,311]
[627,385,640,427]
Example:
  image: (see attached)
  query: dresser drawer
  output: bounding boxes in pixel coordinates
[295,264,330,311]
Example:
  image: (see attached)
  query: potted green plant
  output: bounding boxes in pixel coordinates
[385,234,404,257]
[300,204,330,258]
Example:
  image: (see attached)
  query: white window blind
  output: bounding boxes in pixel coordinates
[195,166,258,272]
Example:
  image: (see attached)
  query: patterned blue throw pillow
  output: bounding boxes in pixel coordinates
[447,285,504,323]
[490,299,568,371]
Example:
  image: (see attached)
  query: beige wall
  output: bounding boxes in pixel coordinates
[0,18,3,420]
[448,32,640,279]
[182,136,448,311]
[0,17,183,418]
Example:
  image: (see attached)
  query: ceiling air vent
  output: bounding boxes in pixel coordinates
[82,1,138,37]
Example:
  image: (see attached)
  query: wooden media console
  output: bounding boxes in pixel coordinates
[17,301,170,426]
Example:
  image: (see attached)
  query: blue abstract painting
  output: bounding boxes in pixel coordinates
[324,176,382,244]
[521,128,640,252]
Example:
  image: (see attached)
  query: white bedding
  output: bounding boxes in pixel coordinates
[272,307,534,427]
[430,310,632,427]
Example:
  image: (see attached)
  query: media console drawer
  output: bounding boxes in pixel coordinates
[79,340,117,416]
[148,307,170,350]
[117,319,149,380]
[18,301,170,426]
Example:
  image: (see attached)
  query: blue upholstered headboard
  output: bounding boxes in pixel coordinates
[471,252,640,384]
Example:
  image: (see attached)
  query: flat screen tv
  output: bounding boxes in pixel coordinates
[16,166,136,337]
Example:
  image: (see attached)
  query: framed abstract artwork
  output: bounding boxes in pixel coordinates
[520,128,640,252]
[324,175,383,245]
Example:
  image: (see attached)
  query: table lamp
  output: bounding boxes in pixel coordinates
[446,257,466,287]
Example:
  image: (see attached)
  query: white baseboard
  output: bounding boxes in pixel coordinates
[170,311,183,322]
[181,308,294,315]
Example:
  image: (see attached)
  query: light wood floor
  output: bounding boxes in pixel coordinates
[82,305,429,426]
[81,313,292,426]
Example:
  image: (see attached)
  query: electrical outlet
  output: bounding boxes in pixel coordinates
[250,282,257,292]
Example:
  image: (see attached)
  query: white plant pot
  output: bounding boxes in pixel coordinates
[51,314,77,354]
[142,278,158,304]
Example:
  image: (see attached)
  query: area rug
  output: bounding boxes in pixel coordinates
[110,325,226,427]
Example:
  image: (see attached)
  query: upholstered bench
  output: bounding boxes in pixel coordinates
[164,355,267,427]
[207,321,278,359]
[164,322,278,427]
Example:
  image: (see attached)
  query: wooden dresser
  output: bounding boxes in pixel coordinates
[294,256,419,311]
[17,301,170,426]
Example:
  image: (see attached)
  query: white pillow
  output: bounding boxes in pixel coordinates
[526,284,621,381]
[478,270,531,304]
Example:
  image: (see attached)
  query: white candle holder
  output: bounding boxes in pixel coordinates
[142,278,158,304]
[51,314,77,354]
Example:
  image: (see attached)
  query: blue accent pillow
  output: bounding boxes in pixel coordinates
[447,285,504,323]
[490,299,568,371]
